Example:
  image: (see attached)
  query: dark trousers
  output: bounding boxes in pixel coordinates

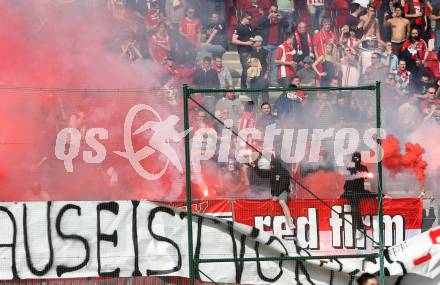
[391,42,403,58]
[278,76,293,88]
[250,77,269,105]
[342,190,378,231]
[349,196,364,231]
[239,51,250,88]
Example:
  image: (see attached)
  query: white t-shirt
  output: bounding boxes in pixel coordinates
[340,63,360,87]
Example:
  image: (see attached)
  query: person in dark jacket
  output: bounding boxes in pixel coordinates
[275,83,305,120]
[255,102,278,133]
[257,5,289,47]
[250,35,270,77]
[193,56,220,88]
[193,56,220,113]
[340,152,378,240]
[249,38,270,104]
[250,157,296,232]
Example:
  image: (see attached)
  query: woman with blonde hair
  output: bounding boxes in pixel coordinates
[312,42,339,86]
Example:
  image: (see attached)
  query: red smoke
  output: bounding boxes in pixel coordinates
[297,171,345,199]
[382,135,428,186]
[0,1,190,201]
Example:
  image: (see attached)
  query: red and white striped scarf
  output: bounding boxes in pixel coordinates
[295,31,312,55]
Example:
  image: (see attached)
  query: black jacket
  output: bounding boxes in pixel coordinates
[257,15,289,46]
[256,114,278,133]
[341,164,379,199]
[254,159,291,197]
[193,68,220,88]
[343,164,368,193]
[250,47,270,76]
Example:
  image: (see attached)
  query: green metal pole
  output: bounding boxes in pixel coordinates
[375,81,385,285]
[196,253,379,263]
[183,84,195,285]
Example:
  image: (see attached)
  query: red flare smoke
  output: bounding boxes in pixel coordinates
[382,135,428,186]
[297,171,345,199]
[0,1,182,202]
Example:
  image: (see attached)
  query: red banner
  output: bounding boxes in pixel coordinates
[234,198,422,229]
[233,198,422,251]
[164,199,233,219]
[161,198,422,251]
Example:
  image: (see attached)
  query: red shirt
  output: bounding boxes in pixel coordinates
[275,41,295,78]
[144,8,160,30]
[297,90,306,103]
[180,17,201,45]
[267,15,280,45]
[404,0,429,25]
[238,111,257,146]
[149,33,170,63]
[313,30,338,57]
[402,39,427,60]
[421,99,440,111]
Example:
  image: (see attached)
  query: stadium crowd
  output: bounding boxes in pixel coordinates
[110,0,440,125]
[102,0,440,198]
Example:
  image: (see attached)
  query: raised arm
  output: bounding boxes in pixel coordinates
[312,55,325,76]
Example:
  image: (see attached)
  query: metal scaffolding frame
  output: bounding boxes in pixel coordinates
[182,82,384,285]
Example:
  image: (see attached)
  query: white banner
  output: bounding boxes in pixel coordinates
[0,200,437,284]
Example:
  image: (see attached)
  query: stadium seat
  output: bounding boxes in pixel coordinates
[424,51,440,79]
[227,7,237,41]
[336,15,349,28]
[333,0,349,10]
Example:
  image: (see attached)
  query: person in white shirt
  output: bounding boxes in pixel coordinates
[398,93,421,129]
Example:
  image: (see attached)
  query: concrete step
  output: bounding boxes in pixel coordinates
[223,60,242,73]
[223,51,240,61]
